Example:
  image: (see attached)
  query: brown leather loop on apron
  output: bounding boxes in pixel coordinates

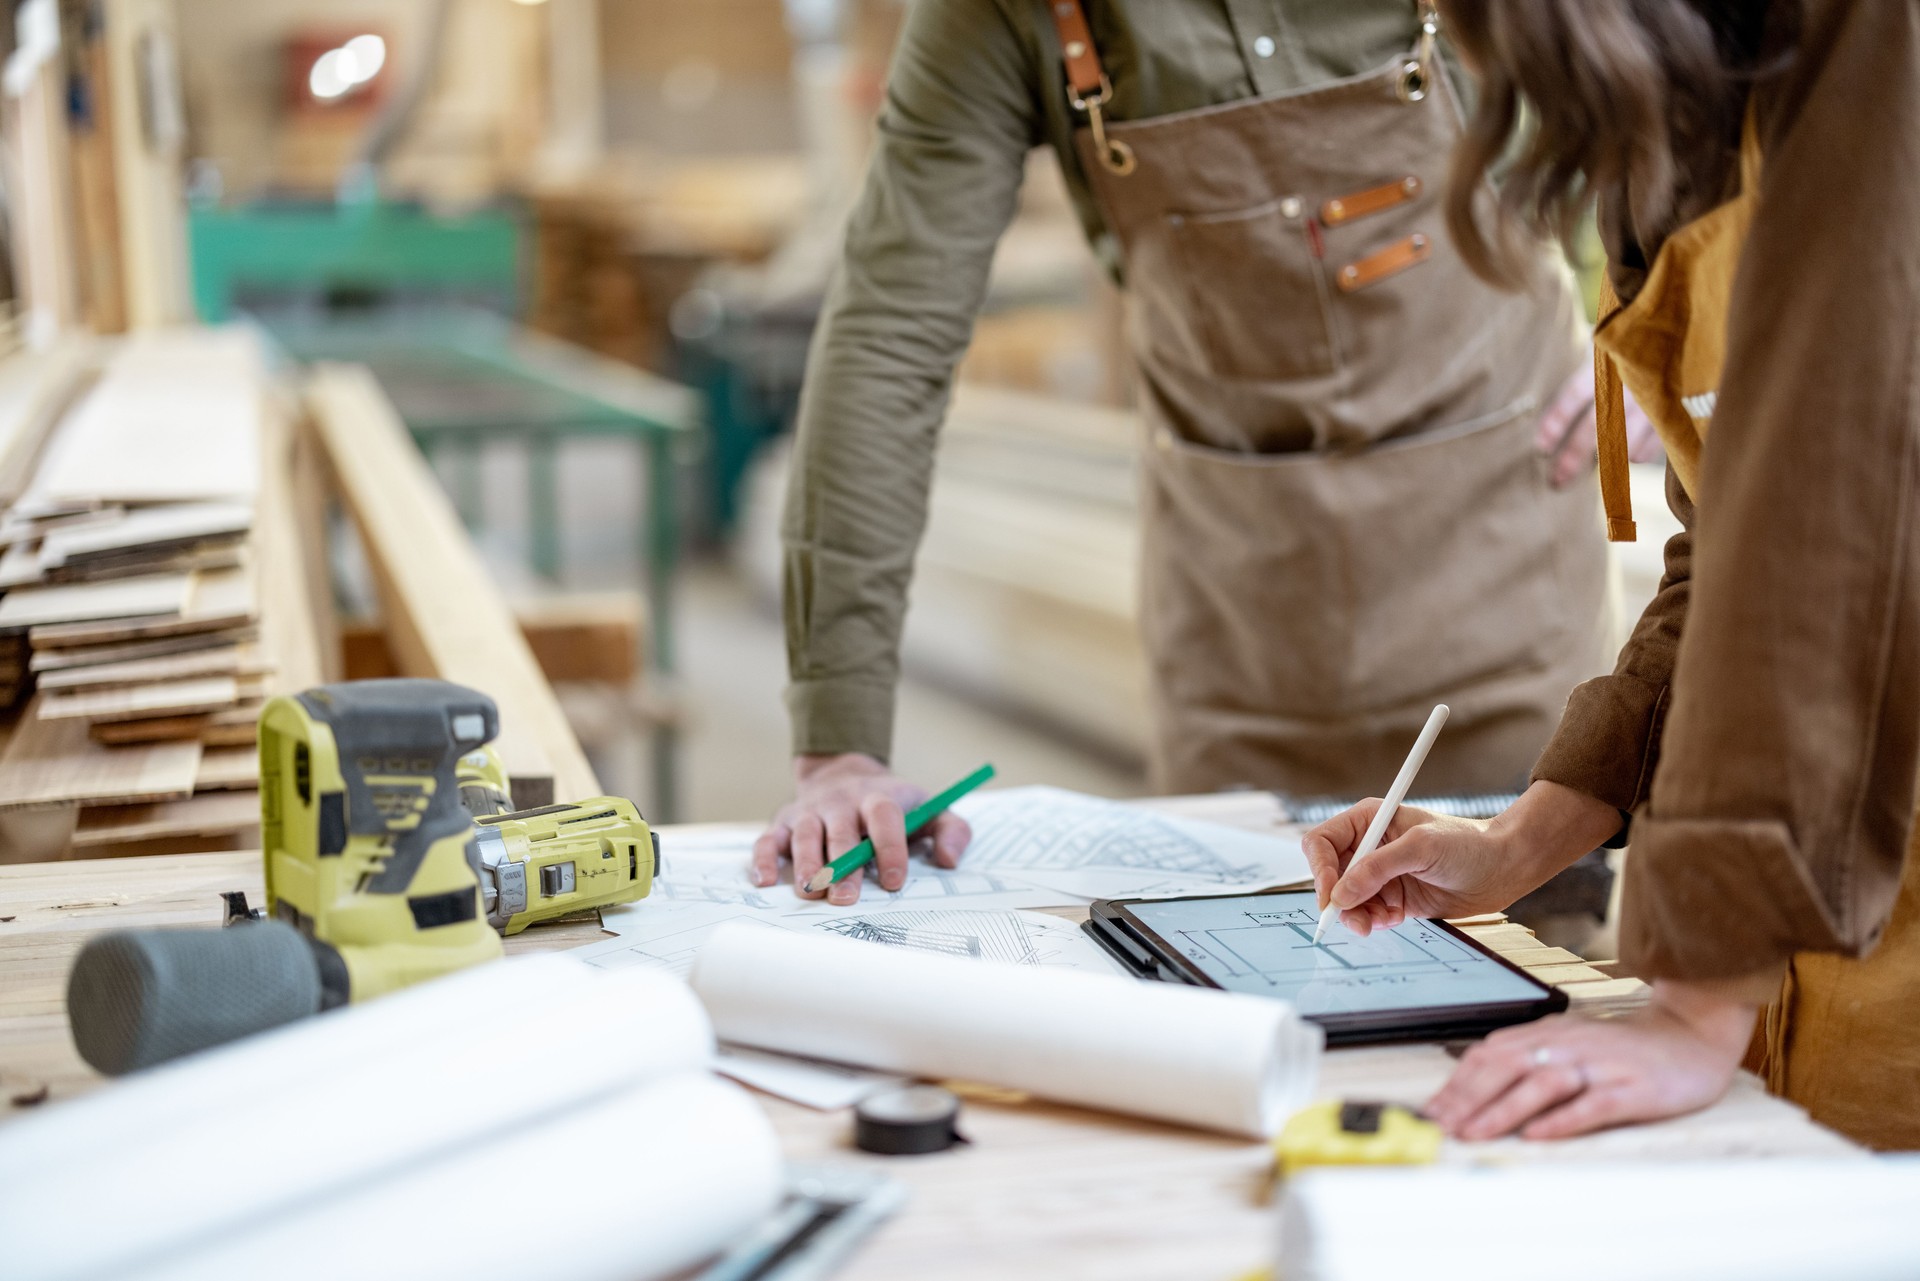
[1594,277,1639,542]
[1048,0,1135,175]
[1046,0,1105,100]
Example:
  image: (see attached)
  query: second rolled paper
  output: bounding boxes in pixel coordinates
[689,921,1322,1137]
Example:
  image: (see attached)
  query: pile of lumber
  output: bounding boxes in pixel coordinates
[0,330,318,856]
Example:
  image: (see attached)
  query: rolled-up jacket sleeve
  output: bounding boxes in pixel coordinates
[1532,466,1693,815]
[1607,0,1920,981]
[781,0,1040,762]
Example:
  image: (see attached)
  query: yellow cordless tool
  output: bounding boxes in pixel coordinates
[257,679,509,1002]
[455,743,515,817]
[472,797,658,934]
[67,678,657,1076]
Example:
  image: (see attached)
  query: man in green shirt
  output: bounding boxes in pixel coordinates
[753,0,1642,903]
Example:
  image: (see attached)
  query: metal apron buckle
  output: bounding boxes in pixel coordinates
[1398,1,1441,103]
[1070,75,1136,176]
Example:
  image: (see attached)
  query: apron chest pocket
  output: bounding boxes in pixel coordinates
[1156,196,1337,384]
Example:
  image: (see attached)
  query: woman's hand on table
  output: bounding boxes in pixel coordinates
[1423,980,1759,1141]
[1303,781,1622,936]
[750,753,972,906]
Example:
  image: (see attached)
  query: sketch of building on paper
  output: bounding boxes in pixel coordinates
[962,793,1272,883]
[813,909,1107,970]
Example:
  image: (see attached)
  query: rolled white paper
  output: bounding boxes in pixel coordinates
[2,958,718,1281]
[121,1075,785,1281]
[0,951,626,1179]
[1278,1160,1920,1281]
[690,921,1321,1137]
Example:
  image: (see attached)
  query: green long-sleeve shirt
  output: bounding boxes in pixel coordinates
[782,0,1440,762]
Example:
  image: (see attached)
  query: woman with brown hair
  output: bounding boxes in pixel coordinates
[1307,0,1920,1150]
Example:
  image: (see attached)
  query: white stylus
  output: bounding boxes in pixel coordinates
[1313,703,1451,943]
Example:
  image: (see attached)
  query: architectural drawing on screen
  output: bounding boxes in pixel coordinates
[1170,905,1484,988]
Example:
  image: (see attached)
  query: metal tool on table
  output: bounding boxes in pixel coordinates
[66,678,657,1076]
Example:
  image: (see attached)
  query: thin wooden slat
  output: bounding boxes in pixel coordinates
[70,790,258,848]
[305,364,597,807]
[29,331,262,506]
[0,572,191,631]
[37,501,251,569]
[193,746,258,791]
[28,561,255,647]
[0,339,98,507]
[0,694,201,810]
[34,643,261,691]
[37,676,240,724]
[29,627,257,672]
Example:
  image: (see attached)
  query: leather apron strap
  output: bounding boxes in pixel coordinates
[1594,277,1639,543]
[1046,0,1134,175]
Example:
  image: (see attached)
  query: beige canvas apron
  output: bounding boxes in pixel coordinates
[1052,0,1608,796]
[1595,114,1920,1152]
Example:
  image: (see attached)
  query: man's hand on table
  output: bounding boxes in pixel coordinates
[750,753,973,906]
[1423,979,1757,1140]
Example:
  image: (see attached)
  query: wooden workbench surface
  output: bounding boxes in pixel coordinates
[0,812,1859,1281]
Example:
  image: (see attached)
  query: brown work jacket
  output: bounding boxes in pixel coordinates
[1529,0,1920,1148]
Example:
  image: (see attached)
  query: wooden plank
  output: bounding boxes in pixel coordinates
[305,364,597,806]
[193,746,258,791]
[0,694,200,810]
[514,592,643,685]
[70,791,258,849]
[29,331,262,506]
[0,572,191,631]
[38,501,251,568]
[28,627,257,672]
[28,561,255,647]
[37,676,240,724]
[34,643,263,691]
[251,397,324,696]
[0,340,98,507]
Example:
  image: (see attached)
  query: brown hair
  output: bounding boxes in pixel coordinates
[1439,0,1784,287]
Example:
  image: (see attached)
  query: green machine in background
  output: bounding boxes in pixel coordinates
[186,199,703,821]
[188,200,522,324]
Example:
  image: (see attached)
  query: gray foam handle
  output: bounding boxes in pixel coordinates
[68,922,324,1076]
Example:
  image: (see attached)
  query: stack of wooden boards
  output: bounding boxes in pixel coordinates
[0,330,315,854]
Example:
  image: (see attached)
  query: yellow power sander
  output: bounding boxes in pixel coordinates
[66,678,657,1075]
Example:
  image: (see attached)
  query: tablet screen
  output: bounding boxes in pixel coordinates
[1120,891,1546,1016]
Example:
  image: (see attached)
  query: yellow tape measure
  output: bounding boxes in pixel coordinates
[1273,1100,1442,1177]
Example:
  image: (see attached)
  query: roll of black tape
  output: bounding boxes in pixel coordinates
[853,1086,967,1156]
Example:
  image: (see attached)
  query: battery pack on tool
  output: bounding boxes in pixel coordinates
[471,798,659,934]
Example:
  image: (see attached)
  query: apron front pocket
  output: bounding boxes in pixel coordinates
[1153,195,1337,384]
[1143,401,1593,735]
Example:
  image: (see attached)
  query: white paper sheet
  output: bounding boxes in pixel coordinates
[690,923,1322,1138]
[576,905,1124,979]
[1278,1159,1920,1281]
[952,785,1313,900]
[714,1046,907,1111]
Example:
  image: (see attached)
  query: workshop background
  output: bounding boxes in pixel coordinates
[0,0,1675,954]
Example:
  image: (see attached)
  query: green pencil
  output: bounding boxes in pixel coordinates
[803,763,997,893]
